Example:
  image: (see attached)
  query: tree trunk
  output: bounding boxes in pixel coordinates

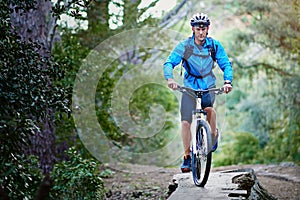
[10,0,56,174]
[78,0,110,49]
[123,0,141,28]
[231,168,277,200]
[87,0,110,32]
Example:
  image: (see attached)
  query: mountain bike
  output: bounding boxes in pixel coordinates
[177,85,224,187]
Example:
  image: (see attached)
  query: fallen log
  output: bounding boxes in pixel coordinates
[229,168,277,200]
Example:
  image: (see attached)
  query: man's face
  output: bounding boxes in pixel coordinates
[192,26,208,44]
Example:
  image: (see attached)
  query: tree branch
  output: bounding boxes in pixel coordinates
[232,57,293,77]
[160,0,188,28]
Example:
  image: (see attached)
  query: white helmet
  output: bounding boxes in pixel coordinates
[190,13,210,27]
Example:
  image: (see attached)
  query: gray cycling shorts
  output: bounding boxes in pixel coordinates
[180,91,215,123]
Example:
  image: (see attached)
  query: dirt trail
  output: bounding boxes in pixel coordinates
[102,163,300,200]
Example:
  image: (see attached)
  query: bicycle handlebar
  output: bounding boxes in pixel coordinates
[176,85,224,96]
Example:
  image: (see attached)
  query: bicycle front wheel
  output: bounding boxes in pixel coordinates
[191,119,212,187]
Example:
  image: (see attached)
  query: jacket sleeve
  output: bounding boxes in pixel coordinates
[214,40,233,82]
[163,42,184,80]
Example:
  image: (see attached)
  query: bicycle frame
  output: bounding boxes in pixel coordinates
[190,91,207,156]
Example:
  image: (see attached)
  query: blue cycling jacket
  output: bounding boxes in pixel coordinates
[163,35,233,90]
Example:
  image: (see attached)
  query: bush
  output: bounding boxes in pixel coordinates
[50,147,105,199]
[214,132,260,166]
[0,155,43,199]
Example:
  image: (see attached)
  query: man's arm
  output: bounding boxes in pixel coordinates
[214,40,233,93]
[163,43,184,80]
[214,40,233,83]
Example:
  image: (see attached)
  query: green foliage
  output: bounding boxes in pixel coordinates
[52,0,93,20]
[214,132,260,166]
[218,74,300,166]
[257,118,300,165]
[280,76,300,125]
[236,0,299,68]
[0,155,43,199]
[95,61,128,143]
[1,1,74,198]
[212,0,300,166]
[128,84,178,153]
[257,76,300,165]
[129,84,176,120]
[225,87,247,110]
[52,27,91,158]
[52,0,164,155]
[52,27,90,88]
[1,0,67,176]
[96,73,174,153]
[50,147,105,199]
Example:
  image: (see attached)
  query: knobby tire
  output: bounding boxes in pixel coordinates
[191,119,212,187]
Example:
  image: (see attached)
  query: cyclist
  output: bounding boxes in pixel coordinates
[163,13,233,173]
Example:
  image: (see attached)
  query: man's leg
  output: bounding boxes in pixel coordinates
[181,120,191,157]
[180,92,194,172]
[204,107,217,138]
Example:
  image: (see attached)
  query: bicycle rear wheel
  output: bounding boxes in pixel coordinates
[191,119,212,187]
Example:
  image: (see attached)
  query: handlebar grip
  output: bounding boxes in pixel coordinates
[214,87,224,95]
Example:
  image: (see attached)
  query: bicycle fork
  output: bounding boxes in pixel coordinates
[191,97,207,156]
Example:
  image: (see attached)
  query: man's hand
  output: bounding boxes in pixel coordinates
[167,78,178,90]
[223,83,232,94]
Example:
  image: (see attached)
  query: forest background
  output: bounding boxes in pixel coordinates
[0,0,299,199]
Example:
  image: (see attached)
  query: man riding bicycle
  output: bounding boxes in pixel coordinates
[163,13,233,173]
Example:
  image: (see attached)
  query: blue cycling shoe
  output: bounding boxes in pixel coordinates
[181,155,191,173]
[212,140,218,152]
[212,130,219,152]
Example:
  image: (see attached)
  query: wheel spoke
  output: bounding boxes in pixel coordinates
[191,120,212,187]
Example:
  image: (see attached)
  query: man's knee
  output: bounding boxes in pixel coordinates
[204,107,216,114]
[181,120,191,129]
